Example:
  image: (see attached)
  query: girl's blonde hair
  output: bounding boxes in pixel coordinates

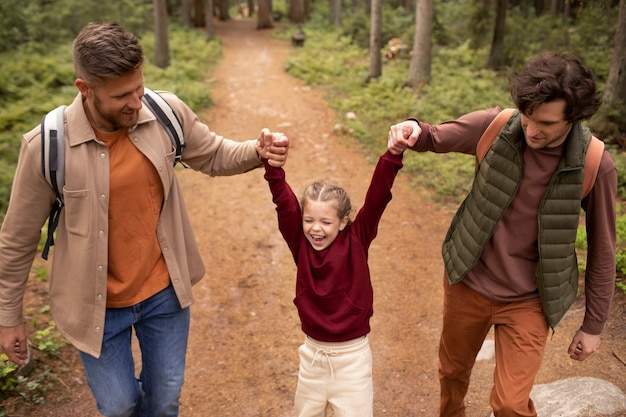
[300,181,352,221]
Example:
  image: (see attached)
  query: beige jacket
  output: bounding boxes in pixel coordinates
[0,91,261,357]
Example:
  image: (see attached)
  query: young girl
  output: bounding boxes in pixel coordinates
[258,136,406,417]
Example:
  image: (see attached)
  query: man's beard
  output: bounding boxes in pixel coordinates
[93,96,139,130]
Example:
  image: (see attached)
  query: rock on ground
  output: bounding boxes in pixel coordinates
[488,377,626,417]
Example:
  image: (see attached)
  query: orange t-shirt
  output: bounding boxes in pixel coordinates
[96,128,170,308]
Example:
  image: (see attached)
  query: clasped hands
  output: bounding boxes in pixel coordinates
[256,128,289,167]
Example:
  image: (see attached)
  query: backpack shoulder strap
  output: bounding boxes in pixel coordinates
[141,88,185,165]
[474,107,604,198]
[582,136,604,198]
[40,105,67,260]
[476,108,516,165]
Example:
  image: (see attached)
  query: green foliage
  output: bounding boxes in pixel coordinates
[613,149,626,200]
[341,4,415,50]
[0,353,18,389]
[616,210,626,276]
[503,4,616,76]
[0,0,153,54]
[32,265,48,283]
[0,315,63,405]
[32,323,67,356]
[142,24,222,109]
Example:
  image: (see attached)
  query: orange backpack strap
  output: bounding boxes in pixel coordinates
[582,136,604,198]
[476,108,603,198]
[476,108,516,167]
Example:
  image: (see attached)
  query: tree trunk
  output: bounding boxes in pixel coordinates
[193,0,205,26]
[405,0,433,90]
[204,0,216,39]
[534,0,545,16]
[218,0,230,20]
[248,0,255,16]
[549,0,558,15]
[366,0,382,81]
[153,0,170,69]
[331,0,341,28]
[591,0,626,142]
[181,0,192,27]
[486,0,507,70]
[289,0,304,23]
[257,0,274,29]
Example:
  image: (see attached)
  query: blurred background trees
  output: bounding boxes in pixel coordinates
[0,0,623,219]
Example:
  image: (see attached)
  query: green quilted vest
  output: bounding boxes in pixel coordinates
[442,112,591,328]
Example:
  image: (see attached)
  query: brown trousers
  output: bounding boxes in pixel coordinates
[438,276,550,417]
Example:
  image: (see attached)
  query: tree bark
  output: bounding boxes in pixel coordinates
[218,0,230,21]
[592,0,626,141]
[366,0,382,81]
[486,0,507,70]
[193,0,205,26]
[303,0,310,19]
[154,0,170,69]
[257,0,274,29]
[289,0,304,23]
[405,0,434,90]
[181,0,192,27]
[331,0,342,28]
[204,0,216,39]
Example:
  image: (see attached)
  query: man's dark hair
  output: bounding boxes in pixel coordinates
[510,51,601,123]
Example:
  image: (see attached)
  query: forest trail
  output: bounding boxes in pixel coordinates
[4,16,625,417]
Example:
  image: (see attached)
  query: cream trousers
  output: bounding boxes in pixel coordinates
[294,335,373,417]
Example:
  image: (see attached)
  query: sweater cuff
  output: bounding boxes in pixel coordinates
[580,318,605,336]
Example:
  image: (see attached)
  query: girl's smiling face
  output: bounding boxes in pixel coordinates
[302,199,349,251]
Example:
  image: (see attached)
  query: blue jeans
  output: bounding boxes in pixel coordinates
[79,284,190,417]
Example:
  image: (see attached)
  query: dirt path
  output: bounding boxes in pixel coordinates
[4,17,625,417]
[176,18,450,416]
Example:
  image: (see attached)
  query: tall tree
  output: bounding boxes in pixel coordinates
[204,0,216,39]
[366,0,382,81]
[289,0,305,23]
[591,0,626,142]
[535,0,545,16]
[331,0,342,28]
[217,0,230,20]
[258,0,274,28]
[181,0,192,27]
[486,0,507,70]
[405,0,434,90]
[153,0,170,68]
[193,0,206,26]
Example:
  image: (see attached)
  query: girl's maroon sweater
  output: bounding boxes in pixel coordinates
[263,151,403,342]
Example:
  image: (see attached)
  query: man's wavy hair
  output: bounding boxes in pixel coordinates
[72,21,144,88]
[510,51,601,124]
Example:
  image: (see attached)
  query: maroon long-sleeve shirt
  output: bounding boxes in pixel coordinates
[411,107,617,335]
[263,151,403,342]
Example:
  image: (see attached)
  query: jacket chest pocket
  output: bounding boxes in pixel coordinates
[62,188,90,237]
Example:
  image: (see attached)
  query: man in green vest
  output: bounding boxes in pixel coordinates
[388,51,617,417]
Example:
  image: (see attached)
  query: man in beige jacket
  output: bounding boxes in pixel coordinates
[0,21,288,417]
